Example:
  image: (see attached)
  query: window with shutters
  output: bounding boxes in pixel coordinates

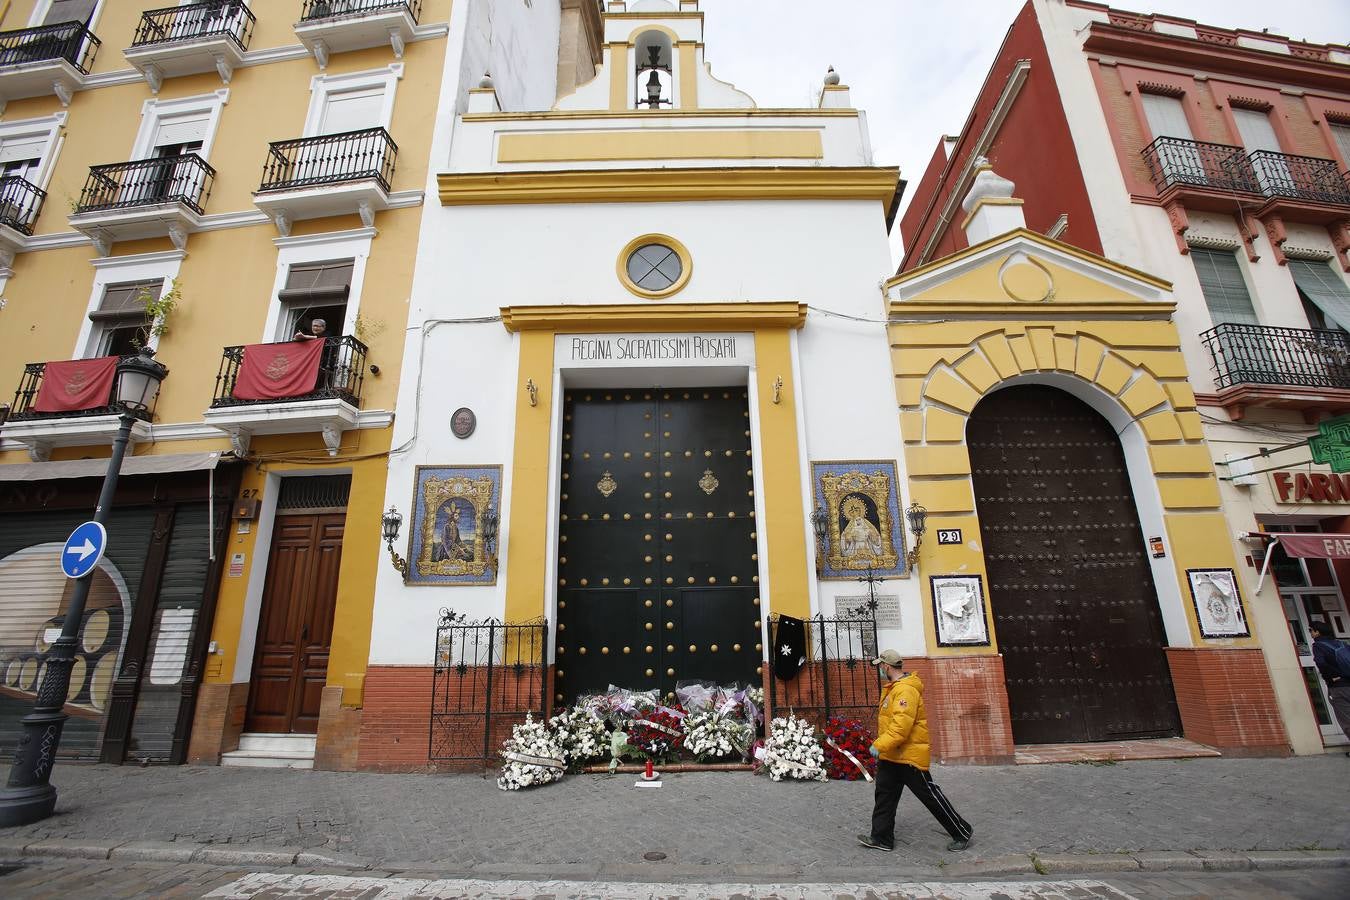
[302,65,402,138]
[1329,123,1350,171]
[0,114,65,190]
[277,258,353,341]
[1290,259,1350,332]
[1191,248,1259,326]
[35,0,99,26]
[88,279,161,357]
[129,91,228,165]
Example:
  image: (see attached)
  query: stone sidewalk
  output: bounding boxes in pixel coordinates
[0,755,1347,879]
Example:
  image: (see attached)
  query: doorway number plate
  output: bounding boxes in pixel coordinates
[936,529,963,545]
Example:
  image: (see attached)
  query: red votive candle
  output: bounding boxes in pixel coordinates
[645,759,654,779]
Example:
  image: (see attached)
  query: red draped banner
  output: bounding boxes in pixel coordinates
[33,356,119,413]
[231,338,324,401]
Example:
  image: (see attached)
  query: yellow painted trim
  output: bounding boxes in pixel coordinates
[626,23,682,44]
[677,41,697,109]
[496,129,823,163]
[504,330,557,622]
[890,302,1177,318]
[754,329,810,619]
[609,10,705,19]
[466,109,860,121]
[885,228,1173,293]
[501,301,807,332]
[439,166,900,206]
[609,42,629,110]
[616,233,693,299]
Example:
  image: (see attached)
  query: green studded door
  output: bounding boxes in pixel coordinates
[556,388,762,705]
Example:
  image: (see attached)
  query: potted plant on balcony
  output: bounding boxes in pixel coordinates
[135,278,181,348]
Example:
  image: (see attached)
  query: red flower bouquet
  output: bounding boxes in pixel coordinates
[626,706,685,762]
[822,716,876,781]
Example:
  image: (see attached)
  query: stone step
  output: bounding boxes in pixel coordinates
[235,732,318,754]
[219,749,316,770]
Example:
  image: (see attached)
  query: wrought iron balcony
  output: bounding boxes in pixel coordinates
[131,0,255,50]
[0,20,99,73]
[1202,323,1350,392]
[1249,150,1350,206]
[258,128,397,193]
[74,154,214,216]
[1141,137,1260,196]
[0,175,46,235]
[8,357,154,423]
[299,0,422,22]
[210,336,367,409]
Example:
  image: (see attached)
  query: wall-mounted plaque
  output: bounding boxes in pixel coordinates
[409,465,502,585]
[1187,568,1249,638]
[451,407,476,439]
[930,575,990,647]
[811,460,907,581]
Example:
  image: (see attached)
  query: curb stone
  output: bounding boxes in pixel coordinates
[1132,850,1207,871]
[1189,850,1253,872]
[22,838,122,860]
[109,840,198,863]
[1033,853,1141,874]
[1249,850,1350,870]
[191,846,303,867]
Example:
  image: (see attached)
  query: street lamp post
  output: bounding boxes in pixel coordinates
[0,347,167,827]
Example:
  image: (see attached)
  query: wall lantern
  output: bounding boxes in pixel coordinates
[381,505,409,578]
[482,504,500,568]
[905,501,927,570]
[810,504,829,575]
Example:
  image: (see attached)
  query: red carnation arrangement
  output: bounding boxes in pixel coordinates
[627,706,685,762]
[822,716,876,781]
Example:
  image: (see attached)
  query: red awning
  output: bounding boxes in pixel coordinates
[1272,533,1350,559]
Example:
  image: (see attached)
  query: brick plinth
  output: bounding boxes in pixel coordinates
[908,655,1016,764]
[1165,647,1291,757]
[314,685,362,771]
[359,665,550,772]
[186,681,249,765]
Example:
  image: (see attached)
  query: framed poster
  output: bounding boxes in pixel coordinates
[408,465,502,586]
[930,575,989,647]
[811,460,907,580]
[1186,568,1250,638]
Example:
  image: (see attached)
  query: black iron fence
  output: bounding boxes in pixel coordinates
[0,20,100,73]
[8,356,155,423]
[74,155,215,216]
[300,0,423,22]
[132,1,255,49]
[209,335,367,408]
[1202,322,1350,391]
[1249,150,1350,206]
[258,127,398,193]
[768,610,882,728]
[430,610,549,763]
[1141,136,1259,196]
[0,175,46,235]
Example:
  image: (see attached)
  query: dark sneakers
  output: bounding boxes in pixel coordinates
[856,833,893,852]
[947,827,974,852]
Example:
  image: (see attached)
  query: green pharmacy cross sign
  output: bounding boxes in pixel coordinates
[1309,415,1350,473]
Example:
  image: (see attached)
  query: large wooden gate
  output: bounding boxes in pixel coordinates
[967,385,1180,744]
[556,388,761,703]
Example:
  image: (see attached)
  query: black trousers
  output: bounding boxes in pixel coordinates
[870,759,972,846]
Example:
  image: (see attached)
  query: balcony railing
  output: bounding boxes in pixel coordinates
[132,0,255,50]
[1202,323,1350,392]
[1249,150,1350,206]
[258,127,397,193]
[210,336,367,408]
[74,155,215,216]
[0,175,46,235]
[0,20,99,73]
[299,0,422,22]
[1142,136,1260,196]
[8,357,154,423]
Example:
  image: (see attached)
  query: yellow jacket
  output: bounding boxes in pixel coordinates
[873,673,930,770]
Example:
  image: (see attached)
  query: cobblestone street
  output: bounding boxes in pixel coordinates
[0,756,1346,873]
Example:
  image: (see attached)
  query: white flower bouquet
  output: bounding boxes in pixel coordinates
[496,713,566,791]
[682,709,753,762]
[548,704,608,770]
[755,714,827,782]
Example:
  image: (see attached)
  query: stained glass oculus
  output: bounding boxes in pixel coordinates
[626,243,683,292]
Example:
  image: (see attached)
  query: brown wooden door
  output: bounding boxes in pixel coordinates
[968,385,1180,744]
[245,513,344,734]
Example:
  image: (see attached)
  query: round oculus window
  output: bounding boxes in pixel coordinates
[626,243,683,293]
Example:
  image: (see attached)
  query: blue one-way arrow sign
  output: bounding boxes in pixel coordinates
[60,521,107,579]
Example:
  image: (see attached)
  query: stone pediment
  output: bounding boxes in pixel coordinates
[886,228,1173,314]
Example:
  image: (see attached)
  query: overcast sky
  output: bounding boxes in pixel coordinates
[698,0,1350,266]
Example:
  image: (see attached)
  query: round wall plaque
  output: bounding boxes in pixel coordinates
[451,407,477,439]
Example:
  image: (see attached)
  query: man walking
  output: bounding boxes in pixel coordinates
[1310,620,1350,749]
[857,650,973,853]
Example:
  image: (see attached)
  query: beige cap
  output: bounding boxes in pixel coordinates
[870,649,903,667]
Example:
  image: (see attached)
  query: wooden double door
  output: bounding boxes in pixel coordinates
[556,388,762,704]
[968,385,1180,744]
[245,512,344,734]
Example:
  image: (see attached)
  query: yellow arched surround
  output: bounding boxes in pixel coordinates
[890,310,1255,656]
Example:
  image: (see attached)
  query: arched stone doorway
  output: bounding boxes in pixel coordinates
[968,384,1181,744]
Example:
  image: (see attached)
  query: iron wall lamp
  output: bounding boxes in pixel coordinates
[810,504,829,575]
[381,505,409,578]
[482,504,500,569]
[905,501,927,571]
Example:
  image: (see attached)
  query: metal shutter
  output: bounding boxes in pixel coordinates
[1191,248,1259,326]
[1290,259,1350,332]
[88,279,162,323]
[43,0,98,24]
